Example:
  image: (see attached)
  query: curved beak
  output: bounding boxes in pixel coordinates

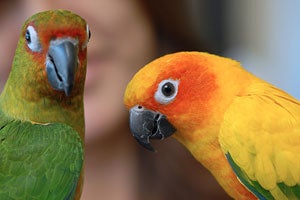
[129,105,176,152]
[46,38,79,96]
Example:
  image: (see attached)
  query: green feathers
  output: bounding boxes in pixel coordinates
[0,10,88,199]
[226,153,300,200]
[0,111,83,199]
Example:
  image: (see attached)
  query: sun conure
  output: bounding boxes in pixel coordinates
[124,51,300,200]
[0,10,90,199]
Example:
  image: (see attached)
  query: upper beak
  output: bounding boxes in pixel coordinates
[129,105,176,152]
[46,38,79,96]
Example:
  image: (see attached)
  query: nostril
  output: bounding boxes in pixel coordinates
[137,105,143,109]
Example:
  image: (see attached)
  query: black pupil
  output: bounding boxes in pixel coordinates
[162,82,175,97]
[88,30,91,40]
[25,30,31,43]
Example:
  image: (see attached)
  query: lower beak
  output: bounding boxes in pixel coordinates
[46,38,79,96]
[129,105,176,151]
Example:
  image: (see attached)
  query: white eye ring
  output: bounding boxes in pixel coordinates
[25,26,41,52]
[82,24,91,49]
[155,79,179,104]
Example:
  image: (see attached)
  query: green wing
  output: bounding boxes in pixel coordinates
[0,116,83,200]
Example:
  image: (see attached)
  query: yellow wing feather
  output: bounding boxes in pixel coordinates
[219,82,300,199]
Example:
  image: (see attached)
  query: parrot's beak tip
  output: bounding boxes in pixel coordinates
[134,137,156,152]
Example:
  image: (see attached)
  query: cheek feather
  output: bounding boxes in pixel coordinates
[154,69,218,130]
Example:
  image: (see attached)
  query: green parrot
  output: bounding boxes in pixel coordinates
[0,10,90,200]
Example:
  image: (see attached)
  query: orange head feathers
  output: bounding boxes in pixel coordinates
[124,51,300,199]
[124,52,256,150]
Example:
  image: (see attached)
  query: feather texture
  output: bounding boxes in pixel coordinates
[0,111,83,199]
[220,83,300,199]
[124,51,300,199]
[0,10,88,199]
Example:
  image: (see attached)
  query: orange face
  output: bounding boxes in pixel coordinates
[124,52,224,151]
[125,52,219,132]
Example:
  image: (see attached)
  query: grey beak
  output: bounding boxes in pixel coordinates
[46,38,79,96]
[129,105,176,152]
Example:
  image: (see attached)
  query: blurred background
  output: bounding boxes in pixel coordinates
[0,0,299,199]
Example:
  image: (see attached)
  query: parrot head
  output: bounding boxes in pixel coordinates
[124,52,247,151]
[0,10,91,131]
[11,9,90,97]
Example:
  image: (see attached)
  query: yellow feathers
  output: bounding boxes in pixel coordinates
[220,82,300,198]
[124,51,300,199]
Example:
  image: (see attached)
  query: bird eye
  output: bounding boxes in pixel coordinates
[87,25,91,41]
[25,26,41,52]
[82,24,91,49]
[155,79,179,104]
[25,30,31,43]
